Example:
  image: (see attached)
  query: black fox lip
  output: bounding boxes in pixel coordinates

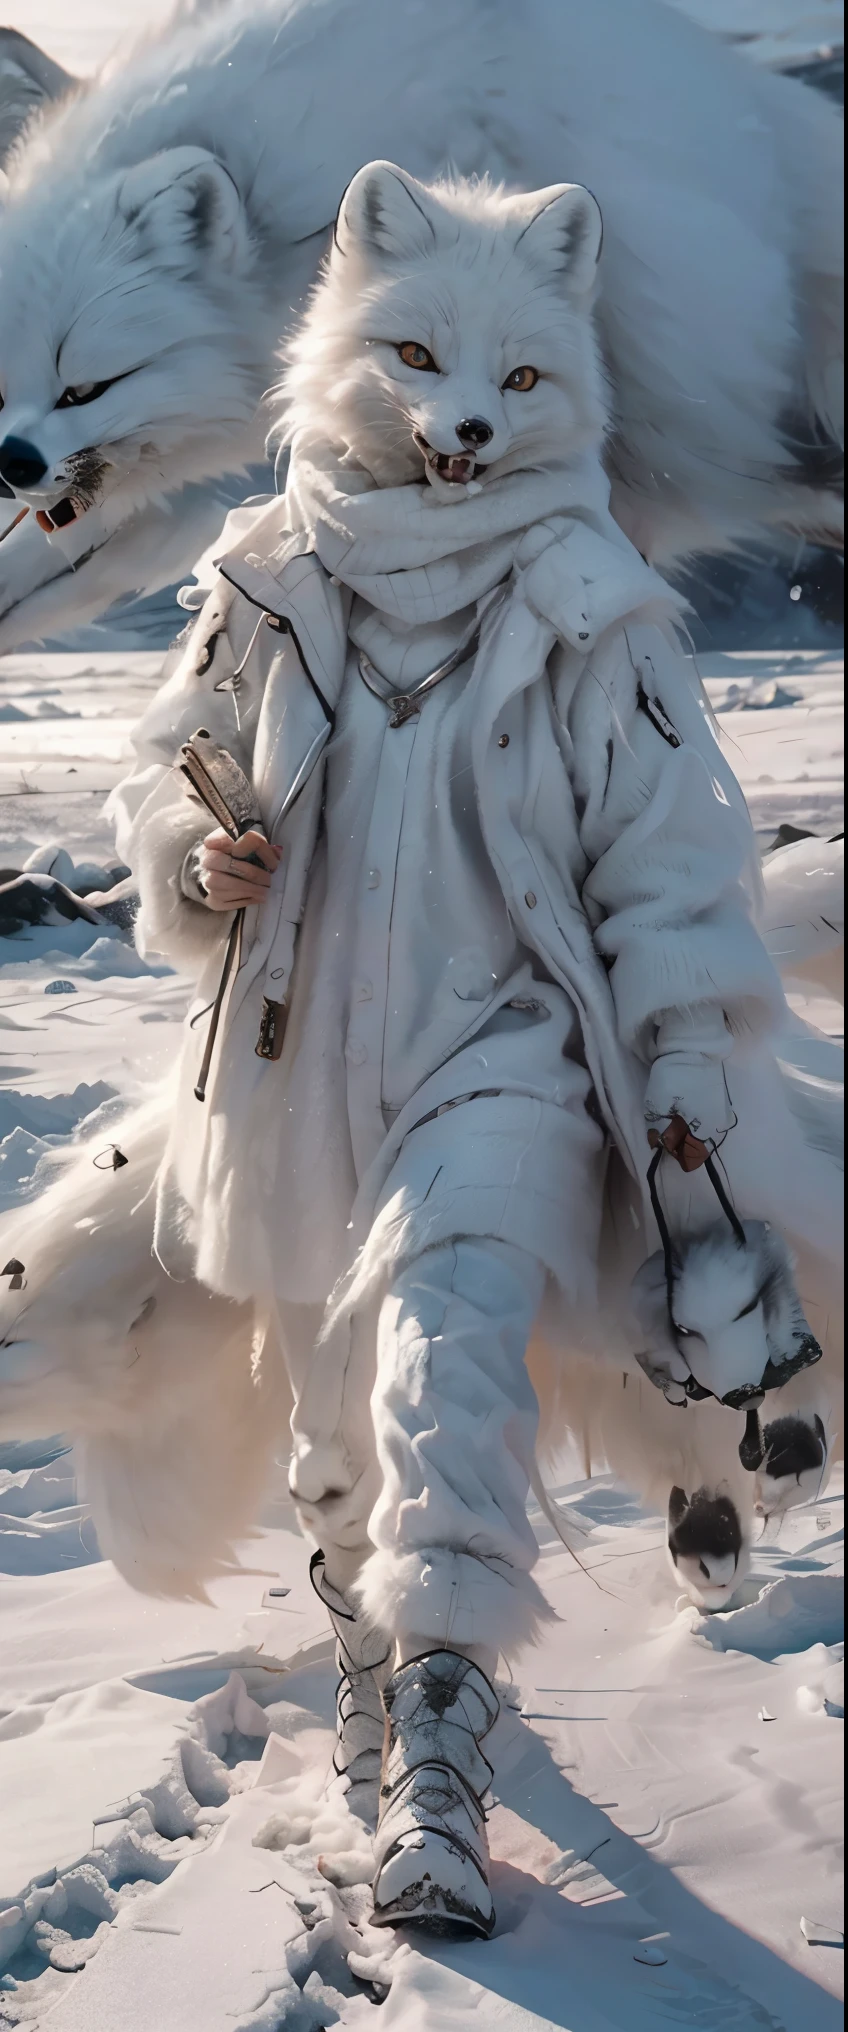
[413,432,484,486]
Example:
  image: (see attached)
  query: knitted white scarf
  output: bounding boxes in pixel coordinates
[281,431,617,684]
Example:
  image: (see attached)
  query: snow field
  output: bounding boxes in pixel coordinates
[0,646,843,2029]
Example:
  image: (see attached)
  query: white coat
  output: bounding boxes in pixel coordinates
[112,489,838,1338]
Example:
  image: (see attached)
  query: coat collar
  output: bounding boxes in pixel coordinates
[218,506,349,717]
[216,492,684,738]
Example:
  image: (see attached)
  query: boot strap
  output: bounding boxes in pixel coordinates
[381,1756,492,1822]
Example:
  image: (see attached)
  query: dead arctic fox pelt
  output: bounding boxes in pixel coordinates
[0,0,842,650]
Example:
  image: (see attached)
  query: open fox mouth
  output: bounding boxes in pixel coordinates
[413,432,484,487]
[35,497,87,534]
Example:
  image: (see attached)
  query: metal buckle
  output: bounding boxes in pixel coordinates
[255,996,288,1061]
[387,694,421,729]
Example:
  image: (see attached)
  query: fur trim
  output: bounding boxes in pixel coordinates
[354,1545,555,1656]
[132,790,228,975]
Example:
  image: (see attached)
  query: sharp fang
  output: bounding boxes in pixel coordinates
[427,452,472,485]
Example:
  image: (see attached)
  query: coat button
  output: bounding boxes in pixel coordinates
[498,734,509,748]
[525,890,537,908]
[345,1038,367,1065]
[367,869,381,889]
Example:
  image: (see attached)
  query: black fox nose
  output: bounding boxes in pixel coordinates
[0,438,49,490]
[455,417,493,450]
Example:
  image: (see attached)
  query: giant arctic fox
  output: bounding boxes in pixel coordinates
[0,0,843,649]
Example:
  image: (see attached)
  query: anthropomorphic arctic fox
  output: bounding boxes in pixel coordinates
[0,0,842,650]
[1,161,841,1937]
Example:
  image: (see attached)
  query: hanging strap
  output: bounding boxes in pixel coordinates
[703,1152,746,1247]
[647,1143,676,1324]
[648,1140,745,1318]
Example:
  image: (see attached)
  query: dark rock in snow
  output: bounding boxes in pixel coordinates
[94,893,139,934]
[23,844,76,886]
[0,873,104,937]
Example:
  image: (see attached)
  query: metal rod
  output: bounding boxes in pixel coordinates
[194,911,242,1102]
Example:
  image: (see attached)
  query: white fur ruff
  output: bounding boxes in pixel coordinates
[355,1546,554,1656]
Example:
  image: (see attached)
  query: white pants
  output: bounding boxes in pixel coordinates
[287,1236,551,1661]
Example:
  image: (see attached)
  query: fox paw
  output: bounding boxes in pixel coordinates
[755,1413,828,1516]
[668,1485,748,1611]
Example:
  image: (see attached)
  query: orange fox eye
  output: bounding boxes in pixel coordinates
[397,342,438,372]
[502,365,538,392]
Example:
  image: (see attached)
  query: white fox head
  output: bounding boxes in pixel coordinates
[0,138,263,535]
[631,1219,823,1411]
[281,162,608,496]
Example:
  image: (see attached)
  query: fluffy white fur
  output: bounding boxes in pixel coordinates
[282,167,608,491]
[761,833,844,1002]
[529,1013,843,1609]
[0,0,842,647]
[2,994,839,1602]
[0,1093,288,1596]
[354,1546,555,1658]
[631,1219,822,1406]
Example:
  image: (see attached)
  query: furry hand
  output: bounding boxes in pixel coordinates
[198,828,281,910]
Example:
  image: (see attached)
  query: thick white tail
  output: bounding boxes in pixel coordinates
[0,1090,284,1597]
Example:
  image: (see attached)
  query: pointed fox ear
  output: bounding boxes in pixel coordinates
[335,160,437,261]
[118,148,249,272]
[0,28,76,169]
[512,182,603,294]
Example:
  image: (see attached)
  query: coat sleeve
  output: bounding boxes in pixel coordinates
[568,616,786,1143]
[107,582,260,975]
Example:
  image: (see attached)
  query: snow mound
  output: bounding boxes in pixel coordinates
[0,920,123,966]
[0,1086,115,1145]
[0,1453,98,1580]
[70,938,169,980]
[0,1128,53,1213]
[0,1669,387,2032]
[695,1572,844,1658]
